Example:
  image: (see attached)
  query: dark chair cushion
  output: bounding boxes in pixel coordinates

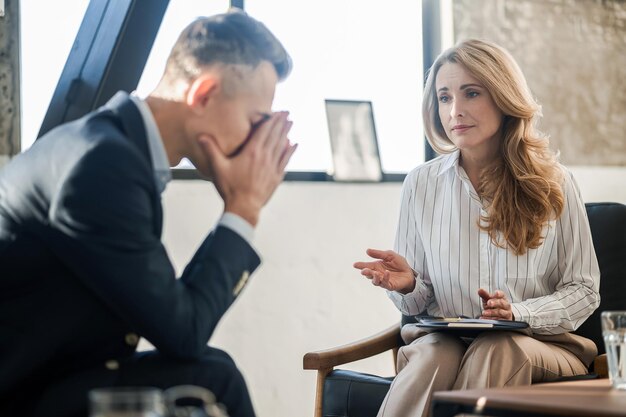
[322,370,393,417]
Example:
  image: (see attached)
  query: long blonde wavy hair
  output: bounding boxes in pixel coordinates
[423,39,564,255]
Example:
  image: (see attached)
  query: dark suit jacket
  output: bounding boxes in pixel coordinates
[0,92,260,407]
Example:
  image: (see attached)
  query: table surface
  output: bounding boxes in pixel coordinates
[432,379,626,417]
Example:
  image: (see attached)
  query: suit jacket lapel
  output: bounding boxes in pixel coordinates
[104,92,164,237]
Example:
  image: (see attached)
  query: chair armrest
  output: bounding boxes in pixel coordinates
[303,323,400,370]
[594,354,608,378]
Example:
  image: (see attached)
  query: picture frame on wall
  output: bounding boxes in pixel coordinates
[324,99,383,182]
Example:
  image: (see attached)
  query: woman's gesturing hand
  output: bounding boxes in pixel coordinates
[353,249,416,294]
[478,288,514,321]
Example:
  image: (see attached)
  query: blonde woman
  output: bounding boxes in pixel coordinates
[354,39,600,417]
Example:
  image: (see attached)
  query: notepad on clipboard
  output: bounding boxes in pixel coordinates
[414,317,530,337]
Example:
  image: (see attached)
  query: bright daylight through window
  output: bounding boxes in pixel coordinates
[21,0,424,174]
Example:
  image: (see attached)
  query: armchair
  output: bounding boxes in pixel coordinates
[304,202,626,417]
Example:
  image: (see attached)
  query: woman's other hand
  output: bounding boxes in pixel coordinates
[353,249,416,293]
[478,288,514,320]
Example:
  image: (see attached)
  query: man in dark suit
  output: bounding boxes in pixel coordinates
[0,9,295,417]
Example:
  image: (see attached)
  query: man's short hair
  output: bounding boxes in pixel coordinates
[164,9,292,84]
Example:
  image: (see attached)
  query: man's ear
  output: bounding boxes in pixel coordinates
[185,74,220,114]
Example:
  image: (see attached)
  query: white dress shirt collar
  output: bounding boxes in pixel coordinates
[437,149,460,177]
[128,93,172,194]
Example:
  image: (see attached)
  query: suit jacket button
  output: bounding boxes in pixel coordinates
[105,360,119,370]
[125,333,139,346]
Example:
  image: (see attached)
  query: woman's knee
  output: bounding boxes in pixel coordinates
[398,333,466,372]
[470,332,531,359]
[463,333,532,376]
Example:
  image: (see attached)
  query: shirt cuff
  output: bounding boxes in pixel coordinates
[388,276,425,303]
[218,213,256,248]
[510,303,527,324]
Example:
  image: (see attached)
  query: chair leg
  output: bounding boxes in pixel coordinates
[313,367,332,417]
[594,354,608,378]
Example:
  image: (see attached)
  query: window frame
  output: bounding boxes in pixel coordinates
[38,0,169,138]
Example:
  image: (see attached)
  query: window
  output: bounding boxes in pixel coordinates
[245,0,424,173]
[20,0,229,154]
[21,1,426,174]
[20,0,90,151]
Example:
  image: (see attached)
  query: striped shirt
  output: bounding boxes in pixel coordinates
[388,150,600,335]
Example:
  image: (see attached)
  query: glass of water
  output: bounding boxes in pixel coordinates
[89,387,164,417]
[602,311,626,390]
[89,385,228,417]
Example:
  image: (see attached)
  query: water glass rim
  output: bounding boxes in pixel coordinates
[89,386,162,401]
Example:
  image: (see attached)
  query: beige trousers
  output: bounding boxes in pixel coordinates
[376,326,597,417]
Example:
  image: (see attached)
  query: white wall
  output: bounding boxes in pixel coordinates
[156,166,625,417]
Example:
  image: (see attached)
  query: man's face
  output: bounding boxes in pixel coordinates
[188,61,278,176]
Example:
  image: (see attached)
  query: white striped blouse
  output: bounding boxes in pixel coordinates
[388,150,600,335]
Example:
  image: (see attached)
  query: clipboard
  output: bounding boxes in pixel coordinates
[414,317,530,338]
